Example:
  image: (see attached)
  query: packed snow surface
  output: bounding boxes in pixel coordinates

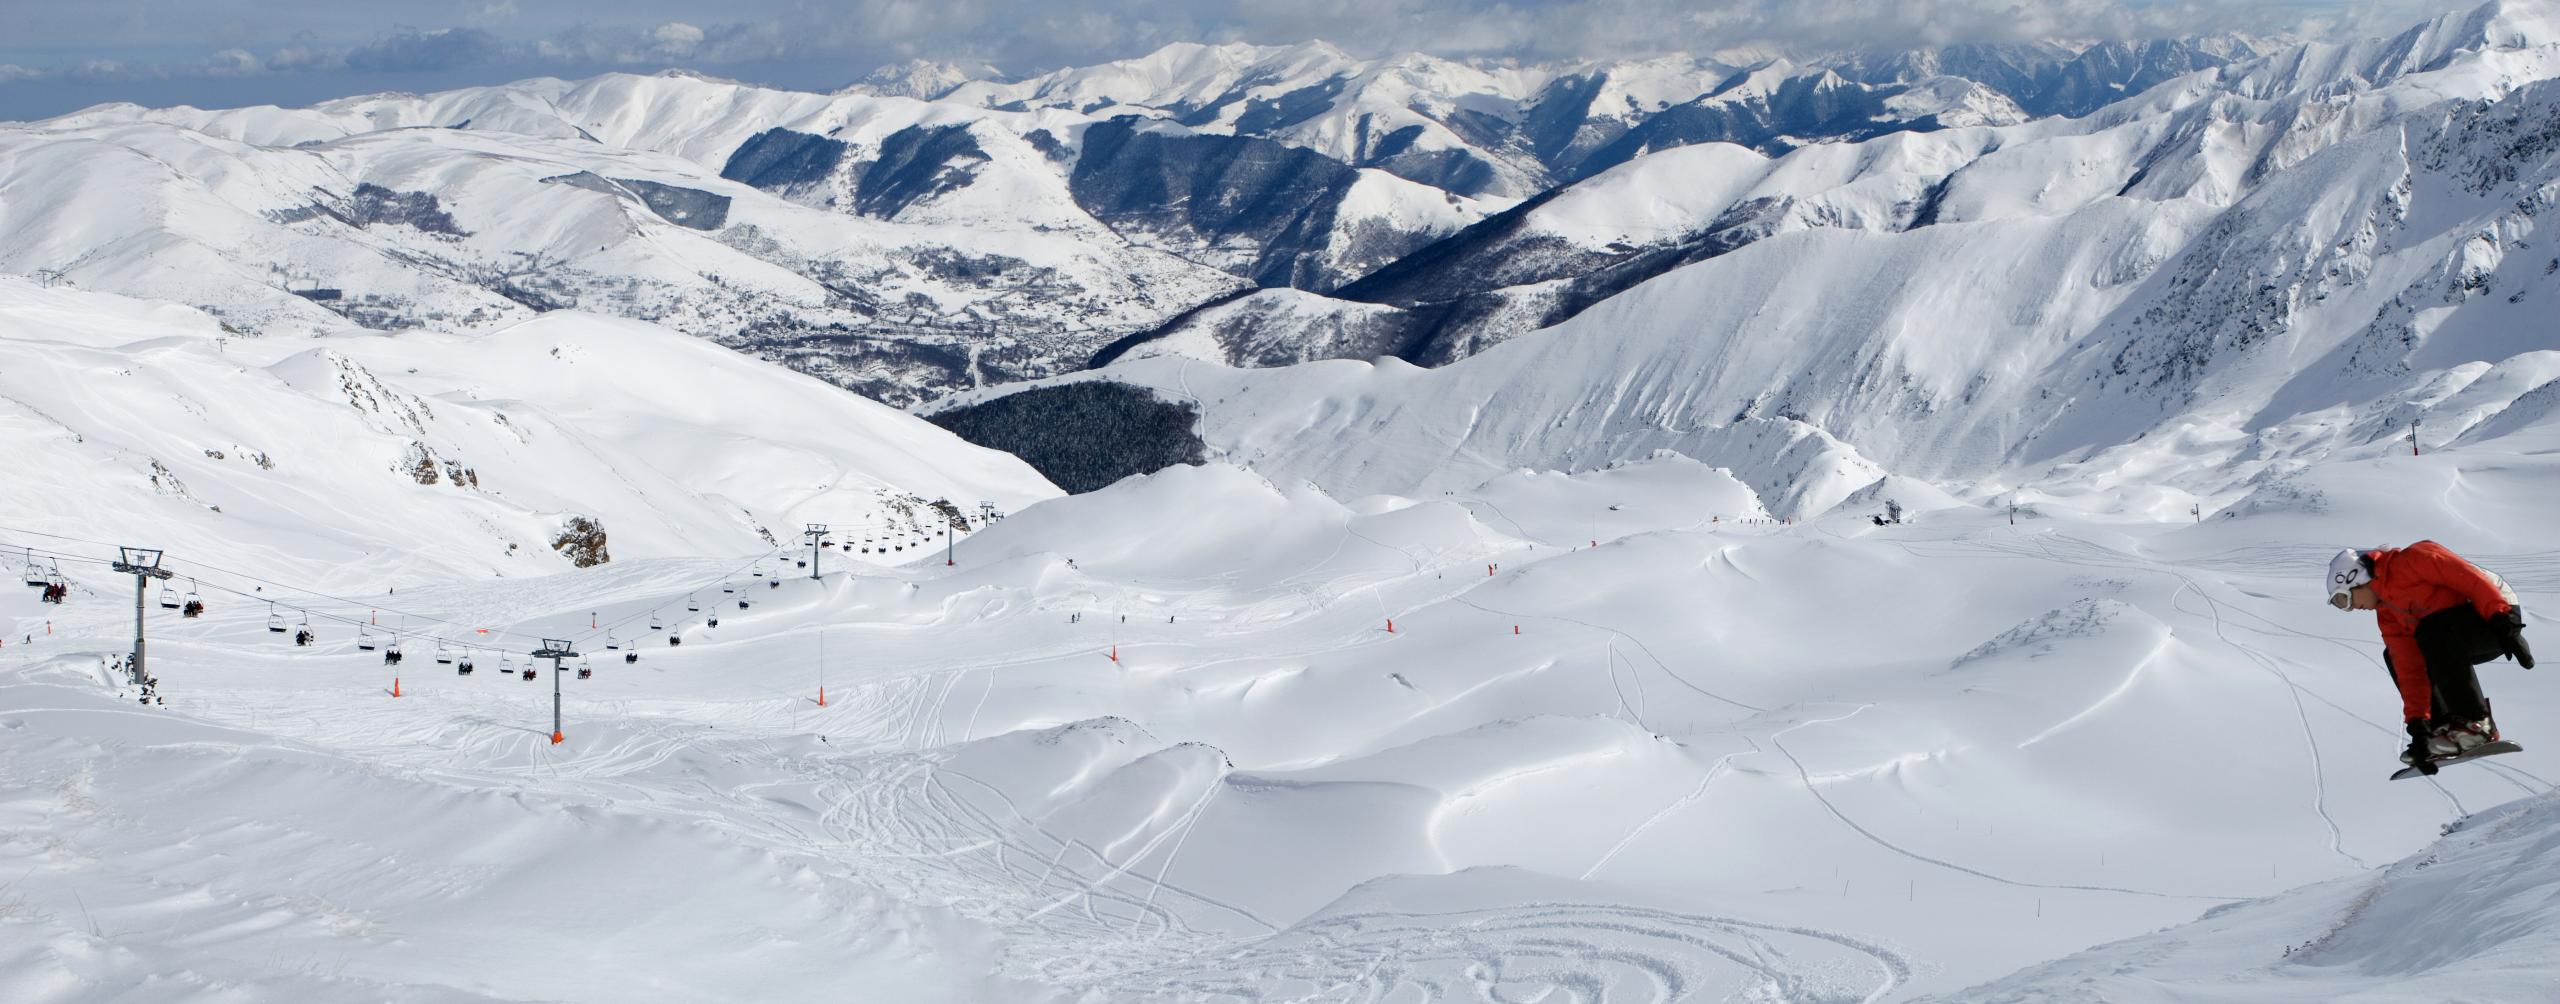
[7,404,2559,998]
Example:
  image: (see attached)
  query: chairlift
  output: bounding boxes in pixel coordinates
[722,586,735,594]
[648,614,663,630]
[499,654,516,675]
[576,657,593,680]
[707,614,720,628]
[457,652,475,675]
[436,642,454,665]
[158,585,181,609]
[20,549,42,587]
[796,559,807,568]
[266,604,287,633]
[605,633,620,651]
[624,651,639,664]
[686,596,700,612]
[738,599,750,609]
[357,627,377,651]
[521,664,537,681]
[182,581,204,617]
[384,637,403,659]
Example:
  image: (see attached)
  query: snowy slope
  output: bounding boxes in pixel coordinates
[6,415,2558,999]
[1934,792,2560,1002]
[10,70,1492,404]
[0,277,1057,590]
[0,104,1248,405]
[1058,1,2560,514]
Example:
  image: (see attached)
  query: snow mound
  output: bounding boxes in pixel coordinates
[1934,793,2560,1003]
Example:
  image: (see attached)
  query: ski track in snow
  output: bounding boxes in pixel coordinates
[1766,703,2240,903]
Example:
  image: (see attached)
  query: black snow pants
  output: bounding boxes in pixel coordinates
[2387,606,2506,724]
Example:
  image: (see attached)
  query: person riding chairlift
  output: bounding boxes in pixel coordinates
[2327,543,2535,773]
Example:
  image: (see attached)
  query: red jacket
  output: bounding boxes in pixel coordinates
[2369,541,2518,720]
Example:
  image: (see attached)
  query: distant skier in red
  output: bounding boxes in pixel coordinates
[2327,543,2534,772]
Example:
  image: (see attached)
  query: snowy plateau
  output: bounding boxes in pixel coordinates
[6,1,2560,1002]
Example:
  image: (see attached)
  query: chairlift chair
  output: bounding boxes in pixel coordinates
[686,596,700,612]
[357,628,377,651]
[521,664,537,681]
[457,652,475,675]
[182,581,204,617]
[605,633,620,651]
[266,605,287,633]
[707,614,720,627]
[738,599,750,609]
[158,585,181,609]
[436,642,454,665]
[384,637,403,659]
[20,550,42,587]
[576,657,592,680]
[648,614,663,630]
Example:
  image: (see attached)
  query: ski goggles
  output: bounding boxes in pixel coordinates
[2328,589,2355,611]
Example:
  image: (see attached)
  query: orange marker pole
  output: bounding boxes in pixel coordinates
[1386,618,1395,634]
[391,677,401,698]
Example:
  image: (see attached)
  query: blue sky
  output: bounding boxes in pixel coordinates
[0,0,2445,121]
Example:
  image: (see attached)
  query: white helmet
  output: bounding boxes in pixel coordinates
[2326,549,2372,610]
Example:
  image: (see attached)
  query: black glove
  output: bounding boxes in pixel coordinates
[2406,718,2439,774]
[2491,610,2533,670]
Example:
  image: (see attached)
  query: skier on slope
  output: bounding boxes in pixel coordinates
[2327,543,2535,772]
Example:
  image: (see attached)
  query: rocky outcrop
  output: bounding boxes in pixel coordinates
[550,515,610,567]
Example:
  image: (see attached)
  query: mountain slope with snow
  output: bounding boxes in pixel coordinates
[0,277,1056,590]
[1933,792,2560,1002]
[7,414,2557,999]
[1050,1,2560,517]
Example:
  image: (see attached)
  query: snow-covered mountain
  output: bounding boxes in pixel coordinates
[1042,0,2560,521]
[3,72,1483,405]
[937,36,2263,200]
[0,276,1056,590]
[11,4,2560,1000]
[1115,1,2560,374]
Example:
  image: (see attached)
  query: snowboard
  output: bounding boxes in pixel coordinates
[2390,739,2523,780]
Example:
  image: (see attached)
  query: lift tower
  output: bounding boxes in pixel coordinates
[112,547,173,695]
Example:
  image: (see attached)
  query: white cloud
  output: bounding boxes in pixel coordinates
[650,21,706,58]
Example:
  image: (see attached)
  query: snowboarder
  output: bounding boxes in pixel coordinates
[2327,543,2535,771]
